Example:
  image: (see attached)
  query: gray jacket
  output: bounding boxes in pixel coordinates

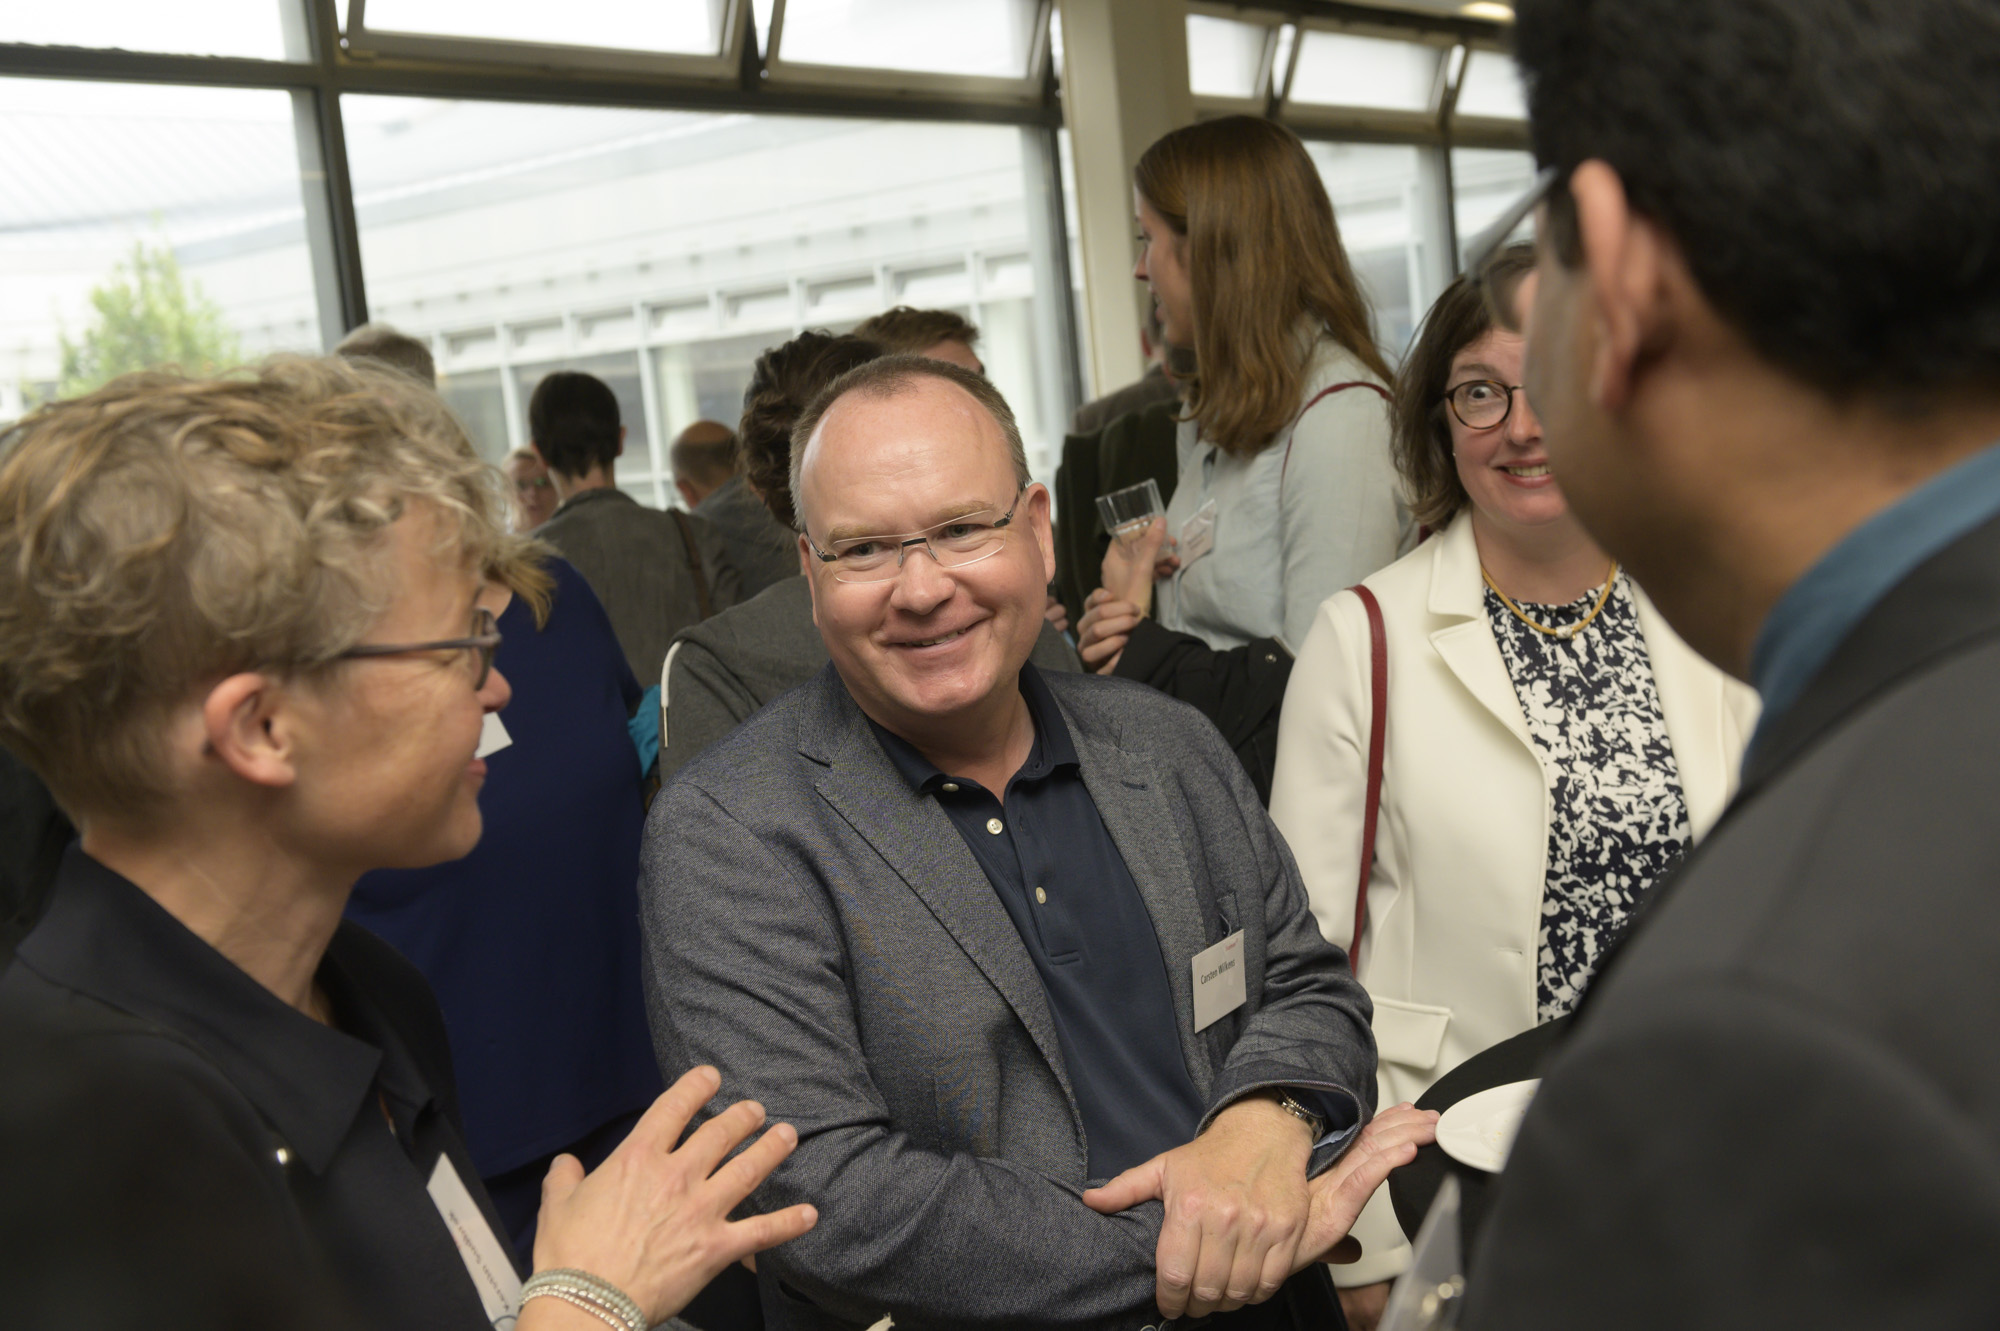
[641,665,1376,1331]
[537,487,741,686]
[658,575,1082,782]
[693,475,800,599]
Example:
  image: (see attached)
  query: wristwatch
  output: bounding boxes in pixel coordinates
[1272,1090,1324,1140]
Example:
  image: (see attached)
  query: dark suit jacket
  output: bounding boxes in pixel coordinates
[1463,512,2000,1328]
[642,665,1377,1331]
[1053,399,1181,623]
[538,487,741,685]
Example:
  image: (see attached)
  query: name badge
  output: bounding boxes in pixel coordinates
[1192,930,1247,1032]
[427,1153,523,1329]
[476,712,513,759]
[1178,498,1219,565]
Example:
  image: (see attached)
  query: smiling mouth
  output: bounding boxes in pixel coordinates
[899,626,972,649]
[1503,464,1551,478]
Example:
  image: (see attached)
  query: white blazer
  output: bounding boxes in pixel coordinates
[1268,510,1759,1285]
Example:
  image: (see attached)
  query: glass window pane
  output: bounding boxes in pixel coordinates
[1290,31,1440,112]
[1451,147,1538,267]
[0,78,324,419]
[359,0,728,55]
[343,96,1078,508]
[1457,50,1527,120]
[778,0,1040,79]
[1187,14,1268,101]
[0,1,301,61]
[1305,141,1426,355]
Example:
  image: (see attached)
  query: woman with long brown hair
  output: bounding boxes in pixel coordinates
[1077,115,1409,799]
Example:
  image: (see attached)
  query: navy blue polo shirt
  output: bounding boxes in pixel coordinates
[869,665,1205,1180]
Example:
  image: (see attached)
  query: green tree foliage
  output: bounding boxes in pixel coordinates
[55,240,241,400]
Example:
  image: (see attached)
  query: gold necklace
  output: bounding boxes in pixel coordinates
[1482,561,1620,639]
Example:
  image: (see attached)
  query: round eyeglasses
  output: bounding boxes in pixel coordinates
[338,606,502,689]
[806,490,1024,585]
[1444,379,1526,431]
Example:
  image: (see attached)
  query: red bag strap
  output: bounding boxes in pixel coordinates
[1279,381,1391,491]
[1349,584,1388,968]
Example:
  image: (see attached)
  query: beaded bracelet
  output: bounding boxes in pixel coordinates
[520,1267,649,1331]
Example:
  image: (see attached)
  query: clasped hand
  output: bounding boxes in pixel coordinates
[1082,1100,1438,1320]
[1078,516,1178,674]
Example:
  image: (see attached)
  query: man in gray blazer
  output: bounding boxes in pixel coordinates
[1456,0,2000,1326]
[642,355,1431,1331]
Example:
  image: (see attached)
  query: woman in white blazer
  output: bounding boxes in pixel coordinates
[1268,248,1759,1316]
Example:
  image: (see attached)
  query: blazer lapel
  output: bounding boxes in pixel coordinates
[1428,515,1535,751]
[1064,706,1219,1102]
[798,673,1082,1128]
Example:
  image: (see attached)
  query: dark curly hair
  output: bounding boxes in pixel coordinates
[1517,0,2000,398]
[738,331,883,529]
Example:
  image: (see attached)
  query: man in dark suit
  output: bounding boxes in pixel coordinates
[1460,1,2000,1325]
[642,353,1434,1330]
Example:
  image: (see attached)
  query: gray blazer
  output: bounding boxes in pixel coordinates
[538,488,742,686]
[1463,511,2000,1328]
[641,665,1376,1331]
[693,475,800,600]
[658,575,1082,782]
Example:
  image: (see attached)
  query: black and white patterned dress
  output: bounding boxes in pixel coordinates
[1485,573,1692,1021]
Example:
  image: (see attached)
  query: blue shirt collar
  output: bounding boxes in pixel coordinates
[867,664,1078,794]
[1751,440,2000,753]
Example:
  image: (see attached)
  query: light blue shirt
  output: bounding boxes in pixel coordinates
[1750,440,2000,759]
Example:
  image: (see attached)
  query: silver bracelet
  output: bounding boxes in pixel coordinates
[521,1268,649,1331]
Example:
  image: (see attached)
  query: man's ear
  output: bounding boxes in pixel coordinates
[200,672,300,791]
[1571,160,1673,415]
[1024,483,1057,585]
[617,425,628,459]
[799,535,826,631]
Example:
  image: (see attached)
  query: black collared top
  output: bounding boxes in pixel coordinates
[869,664,1206,1179]
[0,848,509,1331]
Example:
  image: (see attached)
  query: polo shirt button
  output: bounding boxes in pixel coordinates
[985,817,1003,835]
[275,1146,291,1166]
[1035,886,1047,904]
[941,782,959,793]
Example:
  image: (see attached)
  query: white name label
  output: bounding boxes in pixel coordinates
[426,1153,522,1329]
[1192,930,1247,1032]
[476,712,513,759]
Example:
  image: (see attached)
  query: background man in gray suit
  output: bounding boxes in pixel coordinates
[642,353,1433,1331]
[532,370,740,685]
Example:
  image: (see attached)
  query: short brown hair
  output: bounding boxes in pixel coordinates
[789,354,1030,534]
[738,331,884,529]
[0,355,532,819]
[335,322,437,386]
[851,306,979,358]
[1135,116,1393,456]
[1392,243,1539,530]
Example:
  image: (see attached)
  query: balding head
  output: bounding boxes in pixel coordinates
[790,355,1028,536]
[670,419,739,507]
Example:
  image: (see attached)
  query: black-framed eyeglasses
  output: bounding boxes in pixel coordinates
[805,489,1025,585]
[1443,379,1526,431]
[1461,164,1563,333]
[338,606,502,689]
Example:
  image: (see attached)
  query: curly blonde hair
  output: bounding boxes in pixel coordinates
[0,354,545,820]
